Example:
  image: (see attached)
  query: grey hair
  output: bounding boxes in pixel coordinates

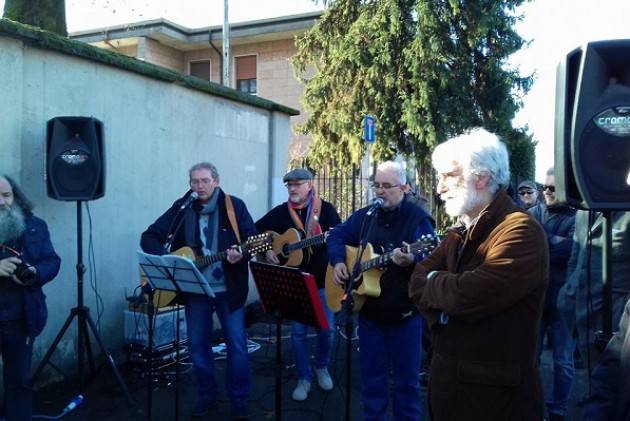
[189,162,220,181]
[432,128,510,195]
[376,161,406,185]
[546,167,555,177]
[1,175,33,216]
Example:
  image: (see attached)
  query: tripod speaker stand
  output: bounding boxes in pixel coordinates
[32,201,133,405]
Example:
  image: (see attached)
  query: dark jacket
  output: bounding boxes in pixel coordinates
[409,190,548,421]
[140,189,257,311]
[328,195,435,324]
[583,298,630,421]
[255,200,340,289]
[10,215,61,337]
[528,203,575,311]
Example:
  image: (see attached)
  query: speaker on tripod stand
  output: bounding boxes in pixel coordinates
[555,39,630,343]
[33,116,133,405]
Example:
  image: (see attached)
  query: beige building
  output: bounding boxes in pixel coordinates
[70,12,321,160]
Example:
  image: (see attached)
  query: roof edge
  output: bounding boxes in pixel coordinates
[0,18,300,116]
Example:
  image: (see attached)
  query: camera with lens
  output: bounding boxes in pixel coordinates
[14,262,37,286]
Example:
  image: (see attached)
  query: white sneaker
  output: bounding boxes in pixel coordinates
[292,379,311,401]
[314,368,333,391]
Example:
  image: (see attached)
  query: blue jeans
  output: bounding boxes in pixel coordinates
[358,314,423,421]
[291,288,335,381]
[0,320,32,421]
[185,293,250,409]
[538,309,575,417]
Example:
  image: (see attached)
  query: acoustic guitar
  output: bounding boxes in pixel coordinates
[140,233,272,307]
[324,235,437,313]
[266,228,329,267]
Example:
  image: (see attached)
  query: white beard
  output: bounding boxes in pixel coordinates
[0,205,26,244]
[442,178,484,218]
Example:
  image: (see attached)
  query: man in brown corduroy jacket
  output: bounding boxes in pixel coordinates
[409,128,549,421]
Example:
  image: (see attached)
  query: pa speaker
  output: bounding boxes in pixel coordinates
[46,116,105,201]
[555,39,630,210]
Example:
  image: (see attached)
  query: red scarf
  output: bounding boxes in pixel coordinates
[287,188,322,237]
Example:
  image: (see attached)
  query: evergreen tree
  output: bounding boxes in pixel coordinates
[3,0,67,36]
[293,0,534,180]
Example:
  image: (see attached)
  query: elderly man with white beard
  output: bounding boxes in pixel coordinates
[0,175,60,421]
[408,128,549,421]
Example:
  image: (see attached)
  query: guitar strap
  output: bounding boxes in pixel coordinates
[225,194,241,244]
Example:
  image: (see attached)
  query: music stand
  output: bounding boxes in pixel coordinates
[137,251,214,421]
[250,262,329,421]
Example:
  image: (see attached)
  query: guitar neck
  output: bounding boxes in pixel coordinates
[195,250,229,269]
[358,241,428,272]
[286,232,327,252]
[360,250,395,272]
[194,244,248,269]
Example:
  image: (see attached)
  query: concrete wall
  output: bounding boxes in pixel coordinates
[0,34,292,382]
[179,39,311,162]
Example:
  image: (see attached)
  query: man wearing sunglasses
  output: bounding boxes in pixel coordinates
[517,180,539,209]
[0,175,61,421]
[529,168,576,421]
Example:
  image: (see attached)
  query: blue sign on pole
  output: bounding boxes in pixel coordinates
[363,115,376,143]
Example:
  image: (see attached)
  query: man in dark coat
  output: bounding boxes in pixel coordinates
[529,167,576,421]
[328,161,435,421]
[255,168,341,401]
[409,128,548,421]
[0,175,61,421]
[140,162,256,420]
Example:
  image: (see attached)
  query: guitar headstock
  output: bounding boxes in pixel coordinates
[243,232,273,254]
[407,234,439,255]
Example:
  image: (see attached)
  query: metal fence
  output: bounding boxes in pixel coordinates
[310,163,369,221]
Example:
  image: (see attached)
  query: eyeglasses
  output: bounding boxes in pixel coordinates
[285,181,309,189]
[542,185,556,193]
[519,190,535,196]
[371,183,400,190]
[190,178,214,186]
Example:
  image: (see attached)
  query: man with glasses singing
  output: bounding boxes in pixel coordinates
[529,167,576,421]
[140,162,256,420]
[255,168,341,401]
[517,180,539,209]
[327,161,435,421]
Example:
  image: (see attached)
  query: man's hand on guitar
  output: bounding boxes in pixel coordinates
[333,262,349,286]
[264,250,280,265]
[226,246,243,264]
[391,242,415,267]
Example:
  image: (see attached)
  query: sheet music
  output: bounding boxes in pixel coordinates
[137,250,215,298]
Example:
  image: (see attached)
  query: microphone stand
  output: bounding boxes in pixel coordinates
[145,198,194,421]
[339,208,378,421]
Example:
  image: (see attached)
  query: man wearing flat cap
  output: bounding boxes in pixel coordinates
[517,180,539,209]
[255,168,341,401]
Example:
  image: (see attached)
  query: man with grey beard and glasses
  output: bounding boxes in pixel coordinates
[409,128,549,421]
[0,175,60,421]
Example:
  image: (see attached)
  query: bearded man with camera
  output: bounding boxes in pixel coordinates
[0,175,60,421]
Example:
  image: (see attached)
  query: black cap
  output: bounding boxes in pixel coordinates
[283,168,313,183]
[517,180,537,191]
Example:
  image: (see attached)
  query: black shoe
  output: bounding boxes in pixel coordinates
[548,413,565,421]
[231,405,250,420]
[191,399,216,417]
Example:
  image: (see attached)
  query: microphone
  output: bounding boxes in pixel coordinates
[179,192,199,210]
[366,197,385,216]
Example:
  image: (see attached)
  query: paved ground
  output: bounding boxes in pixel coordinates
[32,319,589,421]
